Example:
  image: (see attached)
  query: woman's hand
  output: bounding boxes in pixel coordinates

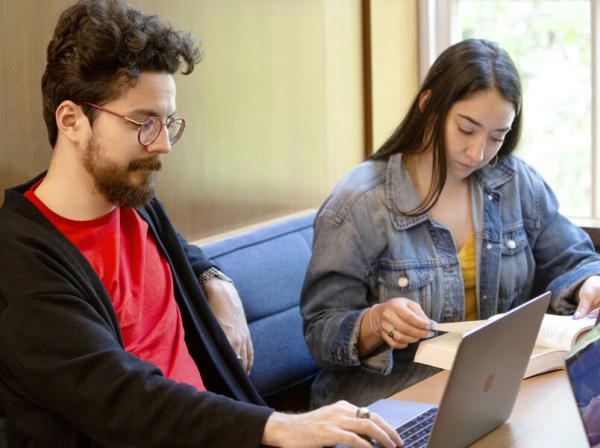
[359,298,432,356]
[575,275,600,319]
[377,298,432,349]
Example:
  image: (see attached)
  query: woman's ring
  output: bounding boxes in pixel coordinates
[356,407,370,419]
[388,329,395,339]
[237,356,243,362]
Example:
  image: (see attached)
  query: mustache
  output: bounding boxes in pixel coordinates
[128,157,162,172]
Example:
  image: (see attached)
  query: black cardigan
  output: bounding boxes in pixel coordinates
[0,174,272,447]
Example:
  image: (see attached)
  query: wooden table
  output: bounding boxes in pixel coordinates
[389,370,589,447]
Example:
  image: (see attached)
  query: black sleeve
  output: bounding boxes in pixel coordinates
[176,231,216,277]
[141,198,216,277]
[0,291,271,448]
[0,199,271,447]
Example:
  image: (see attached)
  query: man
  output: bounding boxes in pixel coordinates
[0,1,401,447]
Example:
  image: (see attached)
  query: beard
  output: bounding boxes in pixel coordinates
[82,134,162,208]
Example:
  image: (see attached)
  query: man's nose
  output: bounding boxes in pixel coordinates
[145,125,172,154]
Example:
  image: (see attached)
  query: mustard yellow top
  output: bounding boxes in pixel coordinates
[458,234,478,321]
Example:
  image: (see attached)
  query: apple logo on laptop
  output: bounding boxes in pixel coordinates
[483,372,495,393]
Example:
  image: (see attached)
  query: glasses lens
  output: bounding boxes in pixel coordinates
[167,118,185,145]
[139,117,163,146]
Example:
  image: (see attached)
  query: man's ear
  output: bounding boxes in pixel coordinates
[418,90,432,112]
[55,100,89,144]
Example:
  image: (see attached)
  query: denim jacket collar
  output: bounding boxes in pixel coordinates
[385,153,428,231]
[471,157,517,190]
[386,152,517,231]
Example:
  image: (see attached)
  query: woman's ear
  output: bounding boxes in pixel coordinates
[55,100,89,144]
[418,90,432,112]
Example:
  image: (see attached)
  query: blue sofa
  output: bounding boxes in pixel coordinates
[198,210,320,411]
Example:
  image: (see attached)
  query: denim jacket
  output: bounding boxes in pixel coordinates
[301,153,600,408]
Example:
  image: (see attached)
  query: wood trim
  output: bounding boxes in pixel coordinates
[581,226,600,248]
[361,0,373,159]
[573,217,600,247]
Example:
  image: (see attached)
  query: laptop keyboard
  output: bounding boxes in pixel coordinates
[395,407,437,447]
[372,407,438,448]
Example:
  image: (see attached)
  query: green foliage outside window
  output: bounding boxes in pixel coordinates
[460,0,591,217]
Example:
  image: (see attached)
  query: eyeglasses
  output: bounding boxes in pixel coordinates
[81,101,186,146]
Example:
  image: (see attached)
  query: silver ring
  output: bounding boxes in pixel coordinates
[356,407,370,419]
[388,329,395,339]
[237,356,243,362]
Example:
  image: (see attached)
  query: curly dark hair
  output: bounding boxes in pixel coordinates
[42,0,202,146]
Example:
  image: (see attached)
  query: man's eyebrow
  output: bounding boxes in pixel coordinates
[457,113,511,132]
[129,108,177,119]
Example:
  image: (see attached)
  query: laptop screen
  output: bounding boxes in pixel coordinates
[566,324,600,447]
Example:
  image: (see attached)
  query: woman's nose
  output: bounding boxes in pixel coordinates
[466,135,486,161]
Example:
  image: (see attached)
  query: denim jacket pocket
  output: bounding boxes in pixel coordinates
[497,228,529,310]
[377,262,433,313]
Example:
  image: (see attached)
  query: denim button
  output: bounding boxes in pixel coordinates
[486,243,493,250]
[397,276,409,288]
[487,194,493,200]
[507,239,516,250]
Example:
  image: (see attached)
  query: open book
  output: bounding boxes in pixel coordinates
[414,314,595,378]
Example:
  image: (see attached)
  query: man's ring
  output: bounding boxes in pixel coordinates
[237,356,243,362]
[388,329,395,339]
[356,407,370,419]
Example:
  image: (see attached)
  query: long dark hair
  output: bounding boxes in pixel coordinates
[371,39,522,216]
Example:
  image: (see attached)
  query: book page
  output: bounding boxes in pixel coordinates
[536,314,595,351]
[414,332,464,370]
[524,345,566,378]
[415,314,594,374]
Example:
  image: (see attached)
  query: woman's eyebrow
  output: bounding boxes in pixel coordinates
[457,113,511,132]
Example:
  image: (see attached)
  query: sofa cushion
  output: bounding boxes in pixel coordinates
[199,212,319,406]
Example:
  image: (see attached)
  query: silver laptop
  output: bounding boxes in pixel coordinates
[364,291,551,448]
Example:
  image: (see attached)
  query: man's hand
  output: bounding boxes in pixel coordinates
[575,275,600,319]
[203,278,254,373]
[261,401,402,448]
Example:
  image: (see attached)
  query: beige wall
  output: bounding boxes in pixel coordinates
[370,0,419,152]
[0,0,418,240]
[0,1,70,195]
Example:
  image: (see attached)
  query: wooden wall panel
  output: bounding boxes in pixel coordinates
[0,0,73,195]
[370,0,419,153]
[134,0,365,240]
[0,0,417,240]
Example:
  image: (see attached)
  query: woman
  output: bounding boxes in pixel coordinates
[301,39,600,408]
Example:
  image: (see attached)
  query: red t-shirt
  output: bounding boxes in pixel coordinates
[25,183,205,391]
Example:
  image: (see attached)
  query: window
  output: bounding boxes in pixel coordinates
[420,0,597,219]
